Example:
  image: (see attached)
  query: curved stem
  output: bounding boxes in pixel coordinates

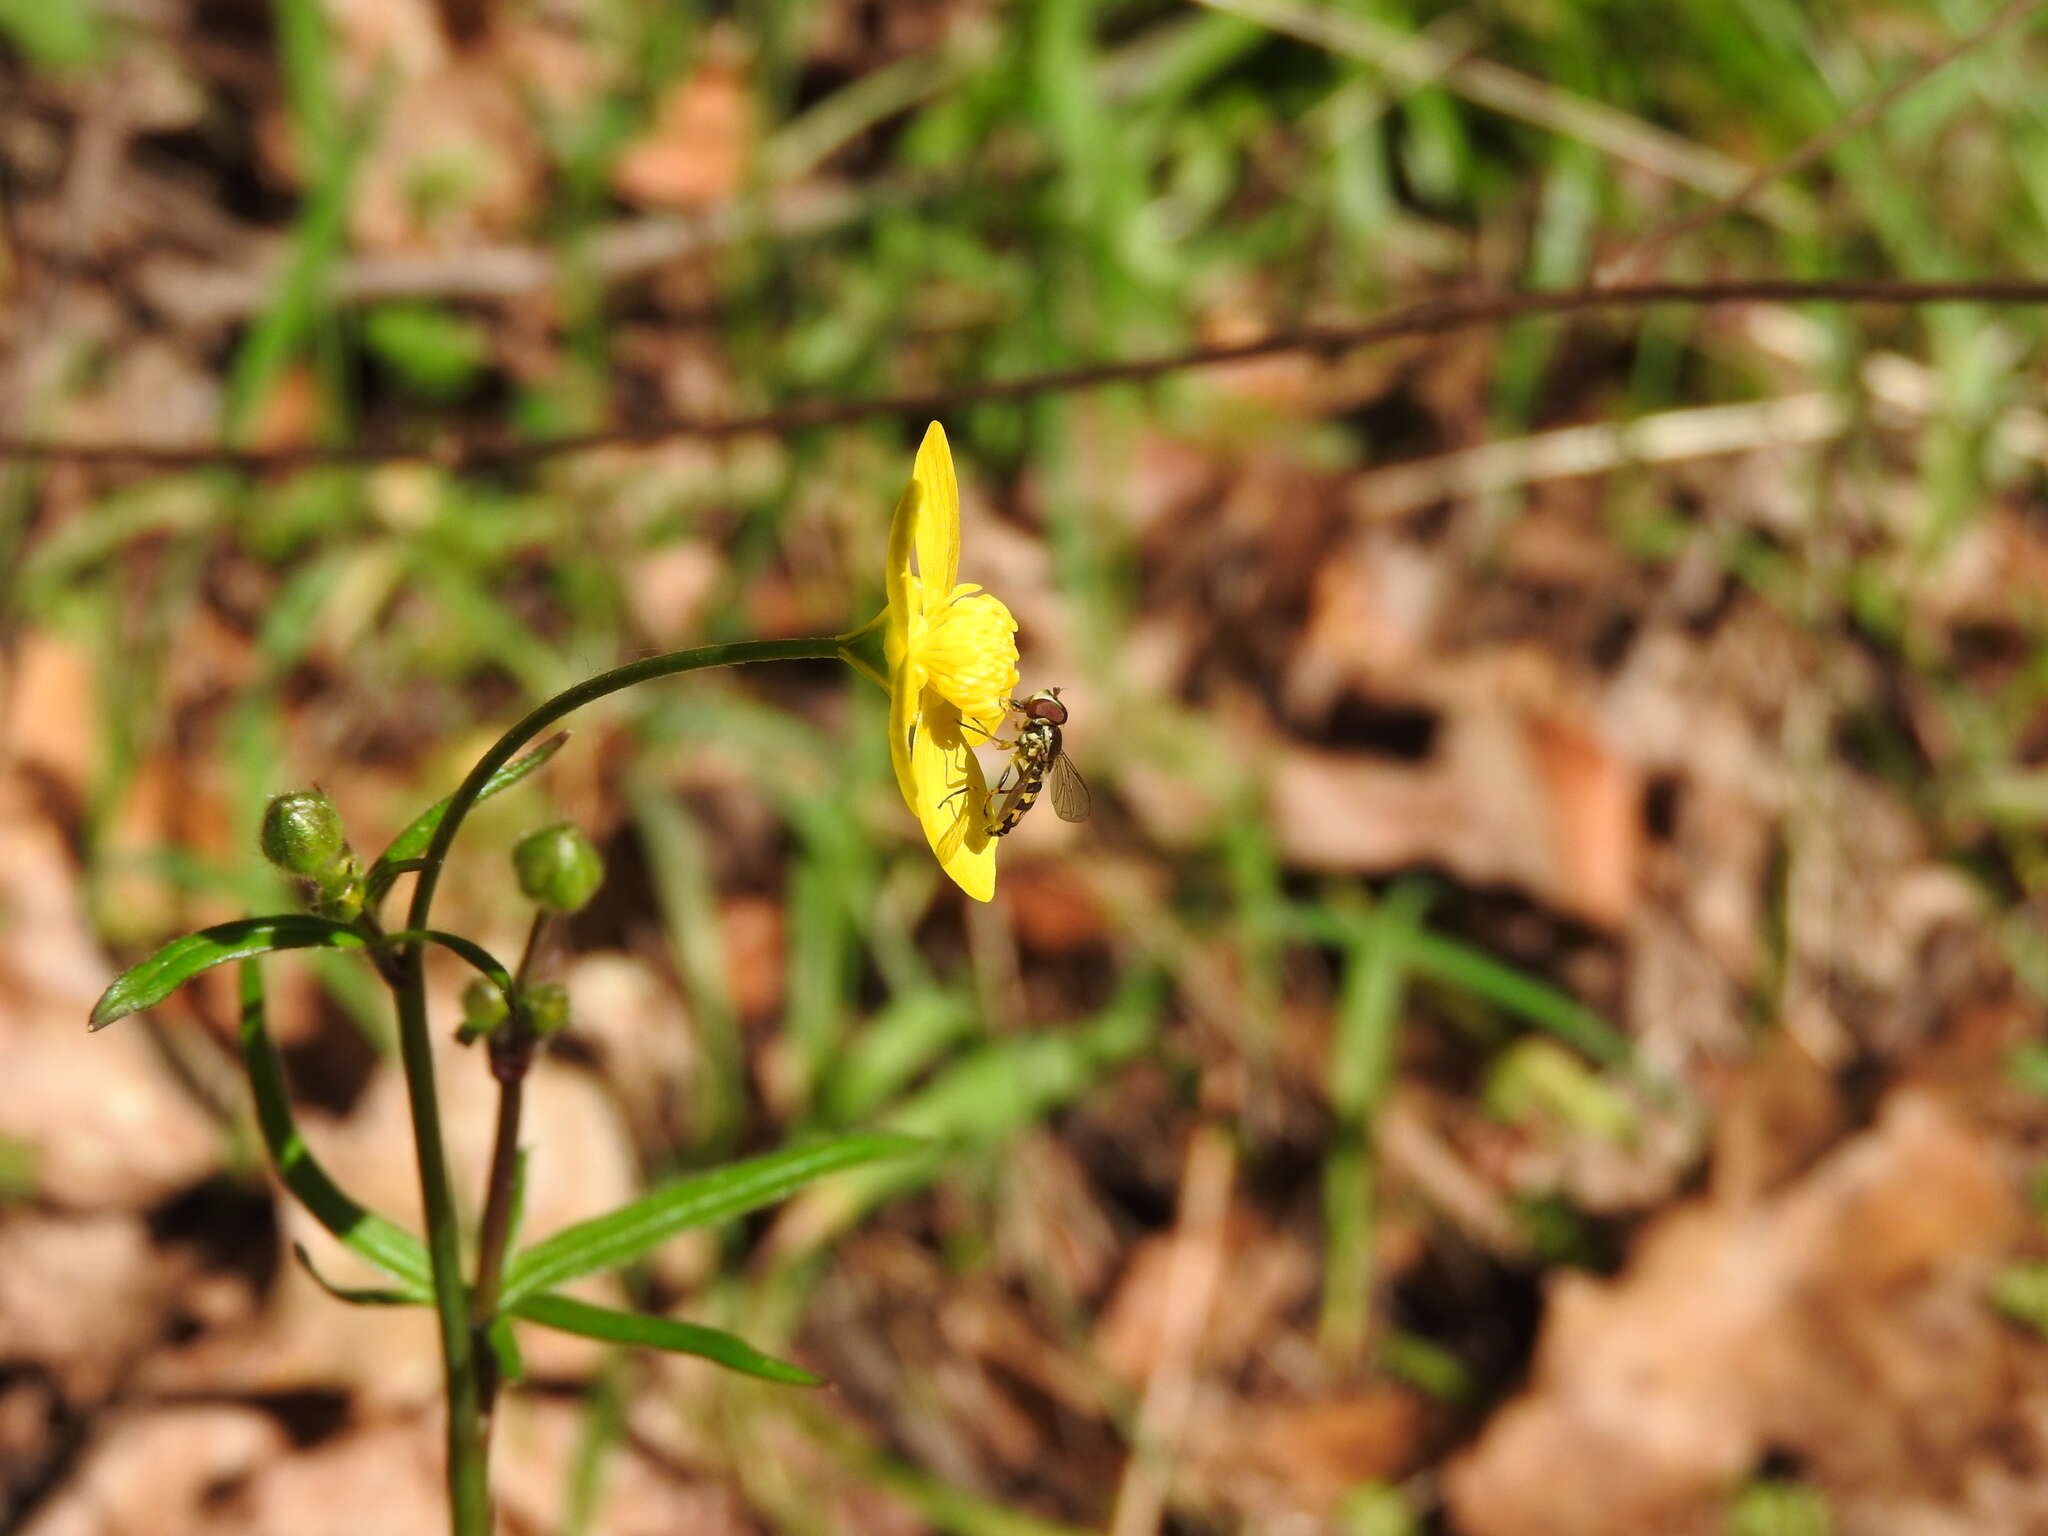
[386,634,842,1534]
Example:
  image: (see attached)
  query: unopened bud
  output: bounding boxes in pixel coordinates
[260,790,350,880]
[512,823,605,914]
[455,978,509,1044]
[523,982,571,1037]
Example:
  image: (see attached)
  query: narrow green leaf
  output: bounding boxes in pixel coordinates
[91,917,514,1031]
[368,733,568,898]
[771,975,1164,1260]
[562,1359,627,1536]
[91,915,366,1028]
[512,1294,821,1386]
[1322,883,1429,1362]
[292,1241,429,1306]
[379,928,516,1001]
[239,962,434,1291]
[1405,931,1633,1068]
[820,990,977,1125]
[488,1316,526,1384]
[500,1135,920,1308]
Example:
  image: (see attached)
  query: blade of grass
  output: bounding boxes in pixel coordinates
[818,989,979,1127]
[771,974,1163,1260]
[559,1357,626,1536]
[221,8,385,443]
[1196,0,1808,221]
[1320,881,1429,1362]
[1280,904,1632,1068]
[1406,930,1632,1068]
[627,775,746,1152]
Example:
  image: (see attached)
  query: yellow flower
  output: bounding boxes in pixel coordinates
[864,422,1019,902]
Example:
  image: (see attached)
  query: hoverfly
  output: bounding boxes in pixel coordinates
[937,687,1090,860]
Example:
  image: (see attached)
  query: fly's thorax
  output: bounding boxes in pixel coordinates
[1017,718,1061,766]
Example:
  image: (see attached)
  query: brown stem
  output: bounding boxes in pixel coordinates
[468,909,548,1431]
[12,277,2048,472]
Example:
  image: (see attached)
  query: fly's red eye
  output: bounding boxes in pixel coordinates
[1030,696,1068,725]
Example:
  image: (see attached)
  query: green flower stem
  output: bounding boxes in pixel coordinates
[386,634,843,1535]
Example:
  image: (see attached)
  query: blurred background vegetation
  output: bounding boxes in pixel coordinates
[9,0,2048,1532]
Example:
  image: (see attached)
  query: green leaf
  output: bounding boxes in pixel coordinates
[91,915,367,1028]
[511,1294,821,1387]
[363,304,490,400]
[367,733,568,902]
[1992,1260,2048,1339]
[500,1134,920,1308]
[292,1241,429,1306]
[1728,1479,1830,1536]
[1322,883,1428,1361]
[240,962,433,1291]
[2004,1041,2048,1098]
[0,0,101,68]
[487,1315,525,1385]
[820,990,978,1125]
[1405,930,1633,1069]
[90,917,514,1030]
[379,928,516,1002]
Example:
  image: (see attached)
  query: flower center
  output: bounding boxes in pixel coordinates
[913,584,1019,735]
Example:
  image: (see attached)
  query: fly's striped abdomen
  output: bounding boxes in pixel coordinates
[991,722,1058,837]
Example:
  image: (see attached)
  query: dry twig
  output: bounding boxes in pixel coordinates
[7,277,2048,473]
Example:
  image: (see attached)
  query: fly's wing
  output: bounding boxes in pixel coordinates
[1048,752,1091,822]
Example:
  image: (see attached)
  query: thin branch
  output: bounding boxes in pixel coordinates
[9,276,2048,472]
[1599,0,2048,281]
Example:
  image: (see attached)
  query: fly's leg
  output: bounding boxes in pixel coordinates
[960,717,1017,750]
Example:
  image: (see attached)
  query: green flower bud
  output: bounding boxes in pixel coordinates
[523,981,571,1037]
[512,822,605,914]
[455,978,509,1044]
[310,863,365,923]
[260,790,351,881]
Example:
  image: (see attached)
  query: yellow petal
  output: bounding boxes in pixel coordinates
[918,584,1018,736]
[910,695,997,902]
[883,473,919,668]
[887,650,919,822]
[910,422,960,601]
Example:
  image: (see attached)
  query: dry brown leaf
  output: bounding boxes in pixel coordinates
[612,48,751,210]
[1094,1209,1314,1389]
[625,540,721,649]
[0,1214,173,1402]
[493,1393,753,1536]
[0,779,222,1208]
[1241,1387,1434,1504]
[1444,1090,2024,1536]
[1526,713,1642,930]
[4,633,96,811]
[217,1420,445,1536]
[721,894,785,1021]
[15,1405,284,1536]
[563,952,701,1151]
